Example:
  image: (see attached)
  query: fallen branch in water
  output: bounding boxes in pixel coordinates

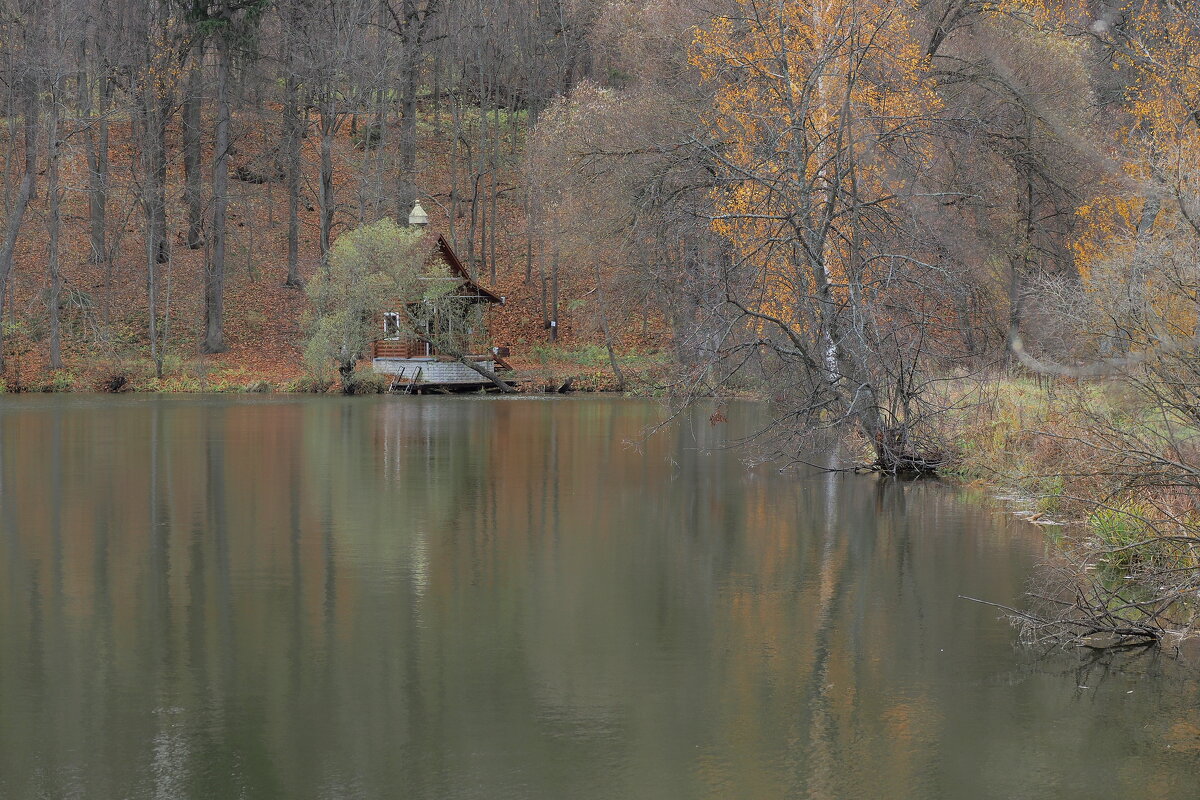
[959,588,1165,647]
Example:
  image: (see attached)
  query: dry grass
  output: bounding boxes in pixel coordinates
[947,374,1200,578]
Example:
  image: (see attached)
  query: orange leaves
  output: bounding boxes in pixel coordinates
[1108,6,1200,175]
[691,0,939,328]
[1072,195,1140,281]
[1004,0,1200,320]
[139,14,188,103]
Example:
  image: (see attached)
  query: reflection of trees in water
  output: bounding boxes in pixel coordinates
[0,399,317,795]
[0,399,1198,798]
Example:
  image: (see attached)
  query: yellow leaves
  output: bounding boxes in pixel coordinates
[1102,8,1200,278]
[692,0,939,328]
[993,0,1090,29]
[1003,0,1200,299]
[1072,194,1140,282]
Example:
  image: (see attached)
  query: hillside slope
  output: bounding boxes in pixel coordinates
[1,110,662,391]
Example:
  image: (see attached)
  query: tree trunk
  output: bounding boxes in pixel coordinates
[84,73,111,264]
[204,36,230,354]
[466,173,480,272]
[1,66,38,375]
[550,245,559,341]
[338,358,356,393]
[1006,166,1036,360]
[0,173,34,375]
[593,263,624,391]
[472,57,486,272]
[448,94,462,246]
[523,189,534,284]
[153,97,169,266]
[479,180,488,277]
[47,85,63,370]
[488,103,499,283]
[284,71,303,286]
[397,36,419,218]
[183,58,205,250]
[22,72,39,201]
[144,91,168,377]
[318,111,335,262]
[539,244,548,328]
[432,48,442,134]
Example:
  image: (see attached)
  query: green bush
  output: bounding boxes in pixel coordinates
[530,343,612,366]
[1089,503,1155,569]
[302,218,425,381]
[152,374,204,392]
[1034,475,1066,513]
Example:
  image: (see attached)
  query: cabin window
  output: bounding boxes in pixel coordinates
[384,313,402,340]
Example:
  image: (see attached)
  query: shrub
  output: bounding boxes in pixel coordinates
[286,375,334,394]
[1089,503,1156,569]
[302,218,424,382]
[36,371,76,393]
[530,343,610,366]
[152,374,204,393]
[1034,475,1066,513]
[342,369,388,395]
[351,122,383,150]
[96,371,130,393]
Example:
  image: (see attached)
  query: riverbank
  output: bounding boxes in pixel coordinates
[941,375,1200,640]
[0,343,664,396]
[947,377,1144,527]
[5,355,1187,572]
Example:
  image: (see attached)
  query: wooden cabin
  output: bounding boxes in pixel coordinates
[367,235,512,388]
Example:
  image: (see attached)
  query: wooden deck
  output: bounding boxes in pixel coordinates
[368,339,513,393]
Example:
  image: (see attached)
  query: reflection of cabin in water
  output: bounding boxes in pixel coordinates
[367,235,512,389]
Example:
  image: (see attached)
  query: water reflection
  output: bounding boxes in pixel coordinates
[0,395,1197,799]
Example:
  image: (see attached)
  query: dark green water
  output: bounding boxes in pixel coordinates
[0,395,1197,799]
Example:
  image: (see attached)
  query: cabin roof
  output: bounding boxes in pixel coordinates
[433,235,502,303]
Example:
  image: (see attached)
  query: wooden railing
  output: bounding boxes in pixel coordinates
[370,339,428,359]
[368,340,509,360]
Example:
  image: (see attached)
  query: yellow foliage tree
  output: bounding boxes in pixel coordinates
[690,0,945,469]
[1002,1,1200,346]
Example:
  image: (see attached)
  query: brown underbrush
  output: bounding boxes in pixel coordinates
[948,375,1200,642]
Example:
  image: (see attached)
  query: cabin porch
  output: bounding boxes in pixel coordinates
[368,340,512,388]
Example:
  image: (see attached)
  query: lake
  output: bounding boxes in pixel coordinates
[0,395,1197,799]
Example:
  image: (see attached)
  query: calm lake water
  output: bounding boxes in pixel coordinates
[1,395,1198,799]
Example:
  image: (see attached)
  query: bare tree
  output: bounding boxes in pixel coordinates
[382,0,439,219]
[205,26,230,353]
[45,28,66,370]
[280,0,305,287]
[181,52,205,250]
[191,0,271,353]
[0,2,41,375]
